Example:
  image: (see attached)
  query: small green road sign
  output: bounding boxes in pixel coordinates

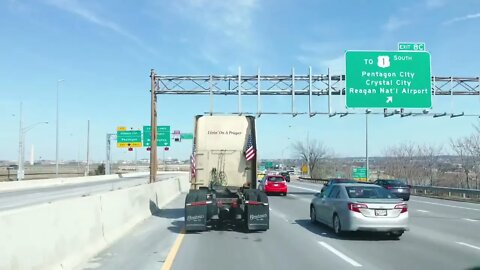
[352,167,367,178]
[398,42,426,51]
[180,133,193,140]
[116,130,142,147]
[345,51,432,109]
[143,126,171,147]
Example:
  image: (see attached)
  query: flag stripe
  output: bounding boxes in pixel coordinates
[245,134,255,161]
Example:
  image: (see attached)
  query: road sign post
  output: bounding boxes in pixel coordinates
[345,51,432,109]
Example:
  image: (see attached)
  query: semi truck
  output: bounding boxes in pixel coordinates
[185,115,269,232]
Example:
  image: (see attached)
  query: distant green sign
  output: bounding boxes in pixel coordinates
[143,126,170,147]
[398,42,426,51]
[116,130,142,148]
[345,51,432,109]
[180,133,193,140]
[352,167,367,179]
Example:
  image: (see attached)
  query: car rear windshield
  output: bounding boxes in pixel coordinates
[385,180,407,186]
[346,186,397,199]
[268,177,284,182]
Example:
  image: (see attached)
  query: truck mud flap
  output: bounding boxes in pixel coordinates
[185,190,209,231]
[244,190,269,231]
[185,204,208,231]
[245,204,269,231]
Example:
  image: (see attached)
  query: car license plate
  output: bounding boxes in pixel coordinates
[398,189,404,192]
[375,209,387,216]
[274,184,279,187]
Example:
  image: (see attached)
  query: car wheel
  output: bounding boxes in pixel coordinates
[333,214,342,235]
[310,206,317,224]
[404,197,410,201]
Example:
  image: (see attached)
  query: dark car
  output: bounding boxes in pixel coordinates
[373,179,411,201]
[321,178,357,193]
[279,171,291,182]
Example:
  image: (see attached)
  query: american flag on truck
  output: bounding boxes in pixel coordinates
[245,134,255,161]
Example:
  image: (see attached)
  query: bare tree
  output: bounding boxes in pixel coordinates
[418,144,443,186]
[450,137,474,189]
[292,139,329,178]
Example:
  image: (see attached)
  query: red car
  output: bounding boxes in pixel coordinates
[259,175,288,196]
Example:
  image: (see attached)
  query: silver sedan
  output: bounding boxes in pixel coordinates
[310,183,408,239]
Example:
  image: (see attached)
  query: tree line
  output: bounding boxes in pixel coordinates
[292,122,480,189]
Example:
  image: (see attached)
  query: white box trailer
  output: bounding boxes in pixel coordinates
[185,115,269,232]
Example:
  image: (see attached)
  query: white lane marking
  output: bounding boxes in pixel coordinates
[318,241,362,267]
[463,218,478,222]
[456,242,480,251]
[416,210,430,213]
[287,193,313,203]
[269,207,290,223]
[410,200,480,211]
[288,184,320,193]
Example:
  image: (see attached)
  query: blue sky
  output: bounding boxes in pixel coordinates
[1,0,480,162]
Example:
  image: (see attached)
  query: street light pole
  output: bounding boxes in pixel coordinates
[17,102,23,181]
[18,121,49,181]
[56,79,64,177]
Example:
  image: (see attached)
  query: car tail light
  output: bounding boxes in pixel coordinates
[247,201,262,205]
[348,203,368,213]
[395,203,408,213]
[189,201,207,207]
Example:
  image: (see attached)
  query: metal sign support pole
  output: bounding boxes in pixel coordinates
[365,111,369,182]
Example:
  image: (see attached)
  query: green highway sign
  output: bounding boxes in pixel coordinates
[143,126,171,147]
[116,130,142,148]
[180,133,193,140]
[352,167,367,178]
[398,42,426,51]
[345,51,432,109]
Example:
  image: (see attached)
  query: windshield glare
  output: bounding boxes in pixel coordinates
[346,186,397,199]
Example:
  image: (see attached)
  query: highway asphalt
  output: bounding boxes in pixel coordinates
[0,174,178,211]
[77,180,480,270]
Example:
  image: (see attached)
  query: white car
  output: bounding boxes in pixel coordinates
[310,183,408,239]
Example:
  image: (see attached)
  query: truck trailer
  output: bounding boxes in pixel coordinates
[185,115,269,232]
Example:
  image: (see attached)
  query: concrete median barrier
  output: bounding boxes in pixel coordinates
[0,172,168,192]
[0,173,190,270]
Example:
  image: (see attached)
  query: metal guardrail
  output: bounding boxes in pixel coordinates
[298,177,329,185]
[411,185,480,200]
[298,177,480,201]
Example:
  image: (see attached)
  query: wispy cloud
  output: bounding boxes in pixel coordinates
[425,0,446,9]
[174,0,258,45]
[164,0,260,65]
[383,16,410,31]
[444,13,480,25]
[44,0,156,54]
